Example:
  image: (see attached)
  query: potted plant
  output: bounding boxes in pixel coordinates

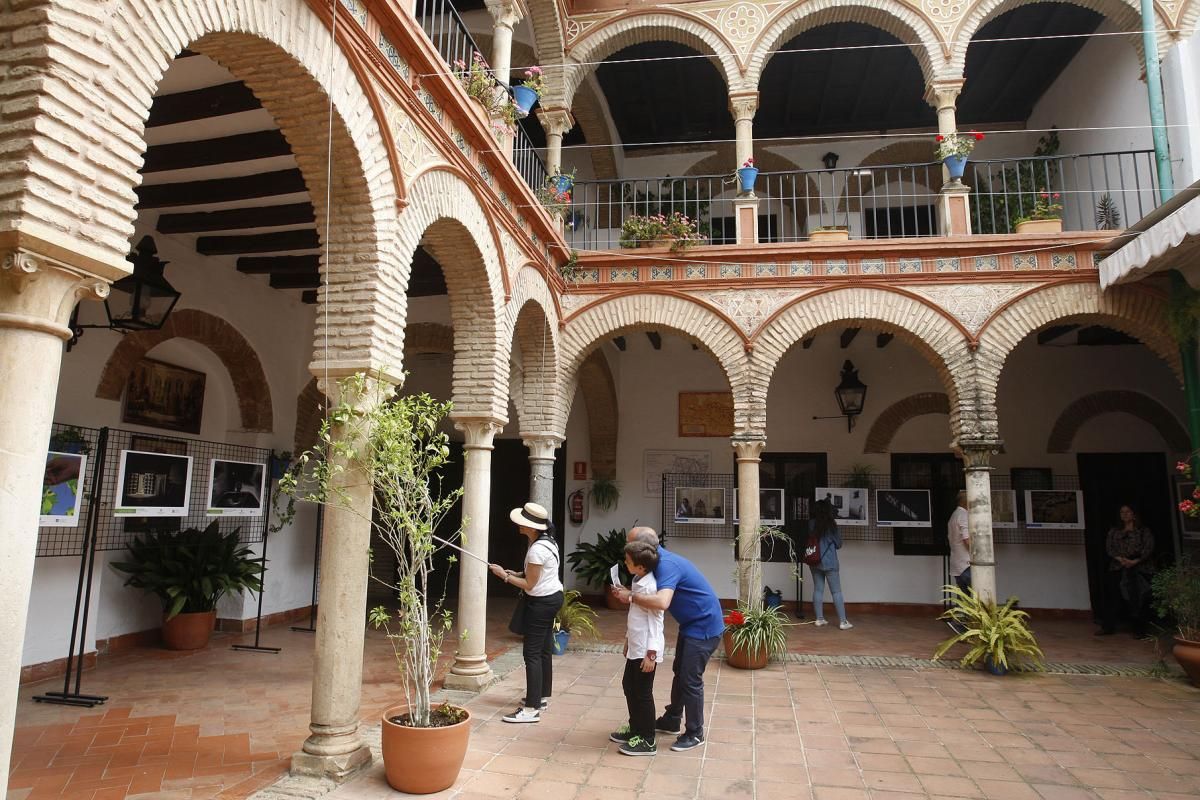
[618,212,706,252]
[934,130,984,181]
[723,605,789,669]
[1151,558,1200,686]
[551,167,576,195]
[809,225,849,243]
[455,53,518,127]
[933,586,1045,675]
[1095,193,1122,230]
[49,425,90,456]
[736,157,758,194]
[845,463,874,489]
[536,175,572,219]
[553,589,600,654]
[281,375,470,794]
[511,65,543,117]
[111,521,264,650]
[566,527,630,610]
[1014,191,1063,234]
[589,476,619,512]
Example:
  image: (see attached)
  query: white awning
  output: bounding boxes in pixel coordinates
[1100,186,1200,288]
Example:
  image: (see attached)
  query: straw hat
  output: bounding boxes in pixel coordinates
[510,502,549,531]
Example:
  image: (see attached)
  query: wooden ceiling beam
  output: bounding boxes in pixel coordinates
[646,331,662,350]
[613,336,626,351]
[135,169,307,209]
[237,255,320,275]
[196,229,319,255]
[840,327,860,348]
[876,333,894,349]
[158,202,314,234]
[146,81,262,128]
[269,273,321,289]
[141,130,292,173]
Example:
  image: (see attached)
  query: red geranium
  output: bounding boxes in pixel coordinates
[724,610,745,626]
[972,131,985,141]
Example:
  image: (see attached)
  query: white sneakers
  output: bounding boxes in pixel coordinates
[502,707,541,723]
[814,618,854,630]
[813,619,829,627]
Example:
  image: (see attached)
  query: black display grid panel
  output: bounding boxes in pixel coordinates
[36,423,104,558]
[661,472,737,541]
[37,425,271,557]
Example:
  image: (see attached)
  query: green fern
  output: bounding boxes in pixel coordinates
[933,585,1045,671]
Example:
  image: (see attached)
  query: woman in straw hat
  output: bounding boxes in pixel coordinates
[489,502,563,723]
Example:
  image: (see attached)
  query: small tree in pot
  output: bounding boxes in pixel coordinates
[1151,558,1200,686]
[280,375,469,794]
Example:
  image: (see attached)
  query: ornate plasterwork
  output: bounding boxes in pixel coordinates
[557,292,596,314]
[922,0,965,38]
[379,90,439,177]
[908,282,1026,335]
[500,230,528,278]
[716,2,767,55]
[690,288,803,336]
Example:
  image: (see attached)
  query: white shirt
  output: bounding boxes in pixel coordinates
[625,572,665,661]
[525,538,563,597]
[947,506,970,577]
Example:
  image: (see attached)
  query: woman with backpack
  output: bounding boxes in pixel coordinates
[807,499,853,630]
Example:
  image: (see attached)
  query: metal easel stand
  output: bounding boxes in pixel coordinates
[232,455,281,654]
[290,504,322,633]
[34,428,110,707]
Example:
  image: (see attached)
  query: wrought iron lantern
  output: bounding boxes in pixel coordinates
[68,236,179,350]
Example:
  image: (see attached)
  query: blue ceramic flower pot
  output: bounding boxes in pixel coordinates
[512,85,538,117]
[943,155,967,180]
[737,166,759,193]
[554,174,573,194]
[552,630,570,655]
[984,655,1007,676]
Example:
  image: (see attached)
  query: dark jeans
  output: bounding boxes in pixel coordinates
[660,631,720,737]
[953,567,972,593]
[1101,569,1149,634]
[522,591,562,707]
[623,658,657,741]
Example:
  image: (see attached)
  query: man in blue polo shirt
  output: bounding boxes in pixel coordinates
[614,526,724,751]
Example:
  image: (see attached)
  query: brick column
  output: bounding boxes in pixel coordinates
[733,436,767,606]
[0,229,121,790]
[960,440,1002,604]
[485,0,523,86]
[523,434,563,514]
[443,417,504,689]
[537,107,575,177]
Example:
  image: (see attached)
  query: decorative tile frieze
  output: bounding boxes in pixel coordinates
[574,269,600,285]
[973,255,999,271]
[479,165,491,185]
[1051,252,1076,270]
[825,259,848,276]
[789,261,813,276]
[936,257,960,273]
[685,265,707,280]
[377,35,410,78]
[861,259,885,275]
[1013,254,1038,270]
[755,263,778,277]
[910,283,1028,335]
[340,0,368,26]
[720,264,743,279]
[899,258,922,273]
[454,131,469,157]
[421,91,442,122]
[611,267,638,282]
[651,266,674,281]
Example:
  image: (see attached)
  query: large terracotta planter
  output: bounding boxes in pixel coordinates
[1014,218,1062,234]
[381,704,472,794]
[723,631,768,670]
[1173,637,1200,687]
[809,228,849,242]
[161,610,215,651]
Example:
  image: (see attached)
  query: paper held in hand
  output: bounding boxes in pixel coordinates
[610,563,622,588]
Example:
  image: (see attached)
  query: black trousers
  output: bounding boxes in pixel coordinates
[1100,569,1149,634]
[623,658,657,741]
[522,591,562,707]
[660,631,721,737]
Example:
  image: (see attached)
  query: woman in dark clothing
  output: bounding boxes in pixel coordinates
[1097,504,1154,637]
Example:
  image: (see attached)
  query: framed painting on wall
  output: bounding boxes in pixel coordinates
[122,358,206,434]
[678,392,734,437]
[1024,490,1085,529]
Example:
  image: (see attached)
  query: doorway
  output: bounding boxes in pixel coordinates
[1077,453,1172,615]
[890,453,964,556]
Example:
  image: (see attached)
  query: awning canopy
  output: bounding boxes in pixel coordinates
[1100,183,1200,289]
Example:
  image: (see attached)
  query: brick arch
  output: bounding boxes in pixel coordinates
[864,392,950,453]
[558,291,754,432]
[578,350,619,480]
[399,169,508,421]
[746,0,944,90]
[293,377,326,456]
[752,287,974,440]
[2,1,405,375]
[96,309,273,432]
[505,267,563,434]
[1047,390,1189,453]
[564,12,746,106]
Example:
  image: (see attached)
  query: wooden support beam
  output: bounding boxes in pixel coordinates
[237,255,320,275]
[300,290,318,304]
[613,336,626,351]
[147,81,262,128]
[136,169,307,209]
[802,337,815,349]
[840,327,860,348]
[158,202,315,234]
[269,273,321,289]
[876,333,894,349]
[141,130,292,173]
[196,229,319,255]
[646,331,662,350]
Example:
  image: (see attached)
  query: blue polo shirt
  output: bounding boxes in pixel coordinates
[654,547,724,639]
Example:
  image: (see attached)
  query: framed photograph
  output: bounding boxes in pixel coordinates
[678,392,734,437]
[40,451,87,527]
[991,490,1018,528]
[875,488,932,528]
[732,488,786,526]
[1025,490,1085,529]
[815,487,868,525]
[206,459,267,517]
[122,357,206,434]
[114,449,193,517]
[674,487,727,524]
[1176,480,1200,540]
[1011,467,1052,522]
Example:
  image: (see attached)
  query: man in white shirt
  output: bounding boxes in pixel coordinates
[947,490,971,592]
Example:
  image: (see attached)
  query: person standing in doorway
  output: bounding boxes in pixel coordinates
[1097,504,1154,637]
[809,500,852,630]
[947,490,971,593]
[615,527,724,752]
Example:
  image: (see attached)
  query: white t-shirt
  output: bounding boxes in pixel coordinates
[525,537,563,597]
[947,506,970,577]
[625,572,665,661]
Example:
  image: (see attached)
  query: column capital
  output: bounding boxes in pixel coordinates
[924,79,964,111]
[522,433,564,461]
[536,106,575,136]
[485,0,523,28]
[729,91,759,122]
[454,416,505,448]
[1,230,118,339]
[731,436,766,461]
[955,438,1002,469]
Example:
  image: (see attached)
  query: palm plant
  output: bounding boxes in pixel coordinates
[565,527,630,589]
[555,589,600,638]
[934,585,1045,672]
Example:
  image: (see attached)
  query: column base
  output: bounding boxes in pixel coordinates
[442,667,495,690]
[290,744,372,781]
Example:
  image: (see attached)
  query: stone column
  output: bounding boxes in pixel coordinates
[729,92,759,171]
[443,417,504,689]
[523,434,563,513]
[927,80,962,137]
[0,230,122,791]
[485,0,523,87]
[733,437,767,607]
[960,441,1001,604]
[927,81,972,231]
[293,375,390,780]
[537,107,575,177]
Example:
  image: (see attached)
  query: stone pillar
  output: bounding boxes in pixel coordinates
[729,92,759,171]
[733,197,760,244]
[939,183,973,236]
[485,0,523,87]
[960,441,1001,604]
[927,81,962,137]
[443,417,504,689]
[537,107,575,177]
[733,437,767,607]
[293,375,391,780]
[523,434,563,514]
[0,230,122,792]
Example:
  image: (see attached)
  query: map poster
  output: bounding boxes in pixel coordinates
[643,449,711,497]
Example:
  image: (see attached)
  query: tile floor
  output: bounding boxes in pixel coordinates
[7,600,1193,800]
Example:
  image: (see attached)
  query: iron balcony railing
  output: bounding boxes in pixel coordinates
[412,0,547,193]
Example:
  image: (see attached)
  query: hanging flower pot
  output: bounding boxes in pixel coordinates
[511,85,538,118]
[943,154,967,180]
[554,173,574,194]
[737,166,759,193]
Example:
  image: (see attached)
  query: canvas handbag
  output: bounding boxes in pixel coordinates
[508,592,528,635]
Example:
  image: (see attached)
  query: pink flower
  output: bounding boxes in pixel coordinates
[1178,461,1191,473]
[1181,500,1195,513]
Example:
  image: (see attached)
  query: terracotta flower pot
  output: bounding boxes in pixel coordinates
[161,610,215,651]
[1014,218,1062,234]
[381,704,472,794]
[1173,637,1200,687]
[723,630,768,670]
[810,228,849,242]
